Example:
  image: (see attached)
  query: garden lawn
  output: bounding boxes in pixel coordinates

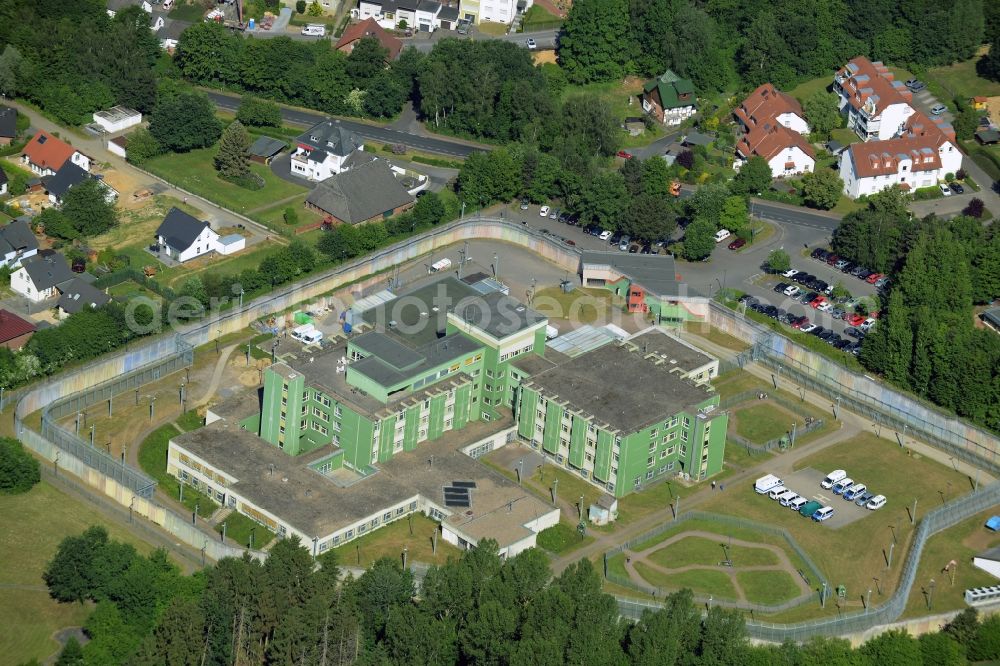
[647,535,779,569]
[216,511,276,549]
[138,423,217,514]
[0,481,162,665]
[925,55,1000,102]
[532,286,618,324]
[788,76,832,102]
[144,148,307,215]
[329,513,462,568]
[736,570,801,605]
[732,402,797,444]
[536,522,594,554]
[634,562,739,600]
[251,194,326,234]
[521,4,562,31]
[169,1,207,21]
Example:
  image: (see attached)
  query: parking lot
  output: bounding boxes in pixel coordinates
[776,468,873,529]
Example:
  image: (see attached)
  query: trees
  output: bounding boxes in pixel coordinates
[980,34,1000,82]
[766,249,791,273]
[149,90,222,153]
[57,179,120,239]
[731,156,772,196]
[626,194,677,242]
[214,120,251,180]
[802,91,841,139]
[683,218,717,261]
[557,0,630,83]
[295,0,306,12]
[801,169,844,210]
[577,172,628,230]
[317,224,362,261]
[963,198,985,219]
[236,96,281,127]
[953,106,980,141]
[0,437,40,494]
[283,207,298,226]
[123,129,162,165]
[719,196,749,235]
[459,150,520,207]
[346,37,390,87]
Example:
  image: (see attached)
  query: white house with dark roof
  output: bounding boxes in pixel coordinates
[155,207,220,263]
[0,220,39,269]
[290,121,365,182]
[44,162,118,206]
[11,252,75,302]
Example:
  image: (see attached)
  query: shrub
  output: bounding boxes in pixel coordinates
[296,0,306,12]
[283,206,299,225]
[0,437,40,495]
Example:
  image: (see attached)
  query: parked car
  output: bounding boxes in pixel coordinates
[845,313,865,326]
[817,302,833,312]
[832,478,854,495]
[779,491,800,507]
[940,183,952,196]
[599,229,613,240]
[791,316,809,329]
[800,323,818,333]
[811,248,829,260]
[783,269,800,278]
[859,317,877,332]
[825,254,840,266]
[525,38,537,49]
[549,208,559,219]
[843,483,867,501]
[519,199,529,210]
[774,282,791,293]
[854,490,875,507]
[539,205,550,217]
[616,150,634,159]
[821,469,847,489]
[905,79,926,91]
[930,103,947,116]
[866,495,887,510]
[812,506,835,522]
[784,285,802,297]
[810,295,828,309]
[563,238,576,246]
[808,326,826,337]
[950,182,965,194]
[728,238,747,251]
[789,497,808,511]
[834,259,850,270]
[799,500,823,517]
[844,327,863,339]
[865,272,885,284]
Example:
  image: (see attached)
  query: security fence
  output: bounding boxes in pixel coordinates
[603,510,827,614]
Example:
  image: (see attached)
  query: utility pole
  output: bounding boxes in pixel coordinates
[790,421,797,446]
[911,498,917,525]
[888,542,895,568]
[552,478,558,505]
[90,424,95,447]
[821,582,827,608]
[222,522,227,543]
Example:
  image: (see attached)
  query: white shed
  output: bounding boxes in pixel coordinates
[93,106,142,133]
[217,234,246,256]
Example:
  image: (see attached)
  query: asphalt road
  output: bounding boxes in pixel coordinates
[404,28,560,53]
[206,91,484,158]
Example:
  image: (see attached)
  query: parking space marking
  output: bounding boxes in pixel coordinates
[814,492,832,504]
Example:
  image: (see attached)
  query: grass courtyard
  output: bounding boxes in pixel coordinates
[329,513,462,569]
[531,286,619,324]
[0,481,167,665]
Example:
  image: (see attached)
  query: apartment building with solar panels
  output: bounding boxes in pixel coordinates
[165,276,725,555]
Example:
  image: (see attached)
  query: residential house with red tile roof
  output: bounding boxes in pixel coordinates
[0,309,35,350]
[335,18,403,61]
[735,121,815,178]
[21,130,91,177]
[839,111,961,198]
[833,57,915,142]
[734,83,810,136]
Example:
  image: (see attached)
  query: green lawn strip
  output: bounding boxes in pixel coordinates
[532,286,618,323]
[536,522,594,554]
[175,410,204,432]
[215,510,275,549]
[250,194,326,234]
[633,561,739,600]
[732,403,797,445]
[169,1,208,21]
[724,440,775,470]
[901,507,1000,618]
[682,323,750,352]
[647,535,778,569]
[144,148,306,215]
[736,570,801,605]
[137,423,217,514]
[787,75,832,102]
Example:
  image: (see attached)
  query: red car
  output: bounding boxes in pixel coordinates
[865,272,885,284]
[616,150,634,159]
[728,238,746,250]
[791,316,809,329]
[810,295,828,309]
[844,313,865,326]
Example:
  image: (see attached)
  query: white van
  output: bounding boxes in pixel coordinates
[301,24,327,36]
[778,490,799,506]
[788,496,808,511]
[291,324,323,345]
[866,495,887,510]
[754,474,782,494]
[821,469,847,489]
[714,229,731,243]
[768,485,788,500]
[545,325,559,340]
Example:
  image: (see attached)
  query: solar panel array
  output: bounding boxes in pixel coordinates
[443,480,477,507]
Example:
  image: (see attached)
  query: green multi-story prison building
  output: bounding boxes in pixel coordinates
[254,276,726,498]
